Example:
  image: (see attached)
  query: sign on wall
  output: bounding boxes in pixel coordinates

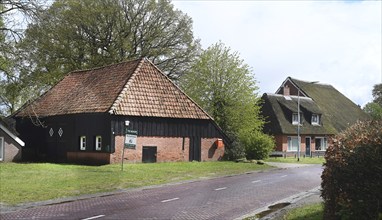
[124,129,138,149]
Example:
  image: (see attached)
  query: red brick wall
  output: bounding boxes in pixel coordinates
[201,138,224,161]
[0,130,22,162]
[274,134,333,154]
[110,136,224,163]
[67,152,110,164]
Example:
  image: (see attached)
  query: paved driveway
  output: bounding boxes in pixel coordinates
[1,164,322,220]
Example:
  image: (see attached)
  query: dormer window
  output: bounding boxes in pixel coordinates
[292,113,302,125]
[312,114,320,125]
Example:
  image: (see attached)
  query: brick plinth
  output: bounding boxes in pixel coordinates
[67,152,110,164]
[110,136,224,163]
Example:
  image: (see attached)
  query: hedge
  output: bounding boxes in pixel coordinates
[321,120,382,220]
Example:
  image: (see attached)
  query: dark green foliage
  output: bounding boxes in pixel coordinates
[372,84,382,106]
[223,138,246,161]
[242,132,275,160]
[1,0,200,116]
[321,120,382,220]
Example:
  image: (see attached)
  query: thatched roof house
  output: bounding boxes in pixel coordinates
[261,77,369,155]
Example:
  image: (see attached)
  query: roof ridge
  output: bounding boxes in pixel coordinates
[143,58,216,121]
[108,58,145,114]
[70,58,143,74]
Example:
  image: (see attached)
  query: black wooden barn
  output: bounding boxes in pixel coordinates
[13,58,226,164]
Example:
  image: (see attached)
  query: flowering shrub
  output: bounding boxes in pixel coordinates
[321,120,382,220]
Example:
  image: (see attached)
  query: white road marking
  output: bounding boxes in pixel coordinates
[281,175,288,178]
[214,187,227,191]
[252,180,261,183]
[81,215,105,220]
[161,197,179,203]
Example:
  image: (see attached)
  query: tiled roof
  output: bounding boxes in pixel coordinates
[15,58,210,120]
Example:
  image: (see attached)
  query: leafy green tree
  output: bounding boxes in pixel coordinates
[180,42,268,159]
[364,102,382,120]
[19,0,200,88]
[363,83,382,120]
[0,0,42,116]
[372,83,382,106]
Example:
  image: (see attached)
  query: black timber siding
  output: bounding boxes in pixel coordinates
[15,113,112,162]
[111,116,224,138]
[15,114,224,163]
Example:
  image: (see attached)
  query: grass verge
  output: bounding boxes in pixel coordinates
[0,161,270,205]
[284,203,323,220]
[265,157,325,164]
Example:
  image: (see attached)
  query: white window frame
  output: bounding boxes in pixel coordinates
[287,136,299,152]
[312,114,320,125]
[80,136,86,151]
[0,137,4,161]
[95,136,102,151]
[315,137,328,151]
[292,113,302,125]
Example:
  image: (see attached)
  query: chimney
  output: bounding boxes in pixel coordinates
[283,85,290,96]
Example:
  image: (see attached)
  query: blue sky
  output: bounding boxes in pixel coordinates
[173,0,382,106]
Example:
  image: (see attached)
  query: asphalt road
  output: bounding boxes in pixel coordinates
[1,164,322,220]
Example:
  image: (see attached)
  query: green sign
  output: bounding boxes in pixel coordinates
[124,129,138,149]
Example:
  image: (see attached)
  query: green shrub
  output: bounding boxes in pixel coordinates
[242,132,275,160]
[223,139,246,161]
[321,120,382,220]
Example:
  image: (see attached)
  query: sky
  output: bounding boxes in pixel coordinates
[172,0,382,107]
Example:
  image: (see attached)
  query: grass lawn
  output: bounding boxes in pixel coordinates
[265,157,325,164]
[0,161,270,205]
[284,203,323,220]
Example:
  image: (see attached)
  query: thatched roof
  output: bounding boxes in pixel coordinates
[262,77,370,135]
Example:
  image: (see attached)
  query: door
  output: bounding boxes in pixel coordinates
[189,136,201,161]
[305,137,311,156]
[142,146,157,163]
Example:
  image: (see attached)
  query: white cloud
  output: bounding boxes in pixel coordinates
[173,0,381,106]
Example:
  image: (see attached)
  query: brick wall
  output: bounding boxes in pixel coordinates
[201,138,224,161]
[0,130,22,162]
[110,136,224,163]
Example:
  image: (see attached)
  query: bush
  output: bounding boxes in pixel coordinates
[242,132,275,160]
[321,120,382,220]
[222,138,246,161]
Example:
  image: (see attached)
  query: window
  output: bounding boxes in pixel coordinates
[95,136,102,151]
[292,113,302,125]
[0,137,4,161]
[80,136,86,151]
[287,136,299,151]
[315,137,328,151]
[312,114,320,125]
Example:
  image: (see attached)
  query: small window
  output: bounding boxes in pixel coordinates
[95,136,102,151]
[287,136,299,151]
[315,137,328,151]
[0,137,4,161]
[312,114,320,125]
[80,136,86,151]
[292,113,302,125]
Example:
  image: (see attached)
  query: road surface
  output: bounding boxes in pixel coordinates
[1,164,322,220]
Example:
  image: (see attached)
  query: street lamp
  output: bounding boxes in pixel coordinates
[296,81,318,162]
[297,89,301,162]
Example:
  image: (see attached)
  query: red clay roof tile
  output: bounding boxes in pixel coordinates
[16,58,210,120]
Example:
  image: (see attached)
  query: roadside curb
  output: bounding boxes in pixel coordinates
[237,186,321,220]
